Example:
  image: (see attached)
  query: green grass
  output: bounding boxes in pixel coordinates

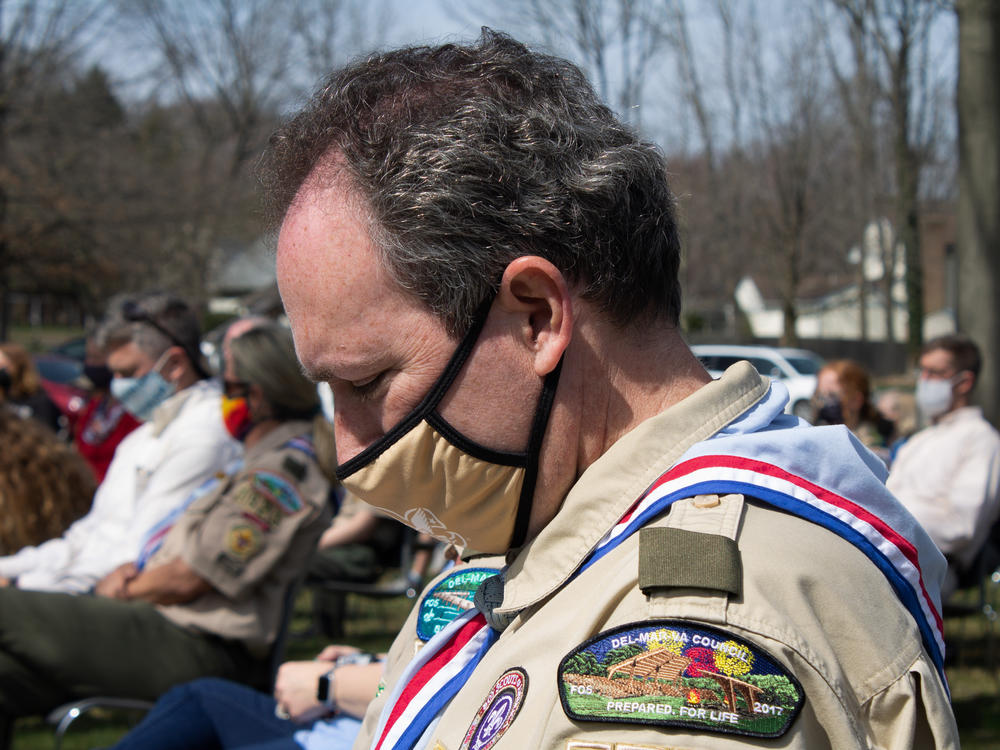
[11,586,1000,749]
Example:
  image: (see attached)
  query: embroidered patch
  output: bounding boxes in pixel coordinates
[417,567,499,641]
[558,621,803,739]
[226,523,261,561]
[460,667,527,750]
[230,479,283,529]
[252,471,302,513]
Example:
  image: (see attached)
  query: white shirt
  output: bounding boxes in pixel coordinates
[887,406,1000,574]
[0,379,241,592]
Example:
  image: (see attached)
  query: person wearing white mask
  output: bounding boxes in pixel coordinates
[0,293,241,594]
[887,334,1000,597]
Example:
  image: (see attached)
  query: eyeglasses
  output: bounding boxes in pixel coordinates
[223,379,251,399]
[122,300,209,379]
[915,366,961,381]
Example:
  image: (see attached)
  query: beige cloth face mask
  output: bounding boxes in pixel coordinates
[335,302,562,554]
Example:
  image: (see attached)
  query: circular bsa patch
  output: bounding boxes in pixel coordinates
[226,523,261,561]
[460,667,528,750]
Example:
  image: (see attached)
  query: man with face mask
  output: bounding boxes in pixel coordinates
[887,334,1000,596]
[71,334,142,483]
[0,323,332,741]
[0,292,240,593]
[262,31,958,749]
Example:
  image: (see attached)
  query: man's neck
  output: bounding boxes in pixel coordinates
[173,369,201,392]
[526,317,711,540]
[579,322,711,461]
[934,399,971,425]
[244,419,281,451]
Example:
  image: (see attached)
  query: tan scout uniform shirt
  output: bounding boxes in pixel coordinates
[355,365,958,750]
[151,420,332,657]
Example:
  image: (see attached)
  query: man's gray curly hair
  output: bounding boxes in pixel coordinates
[261,29,681,336]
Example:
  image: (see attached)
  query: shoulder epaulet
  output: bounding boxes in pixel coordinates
[638,526,742,597]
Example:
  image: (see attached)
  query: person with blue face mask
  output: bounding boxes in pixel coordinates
[0,322,335,746]
[71,335,142,484]
[888,334,1000,597]
[0,292,241,595]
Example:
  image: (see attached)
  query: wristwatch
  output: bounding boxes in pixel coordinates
[317,651,379,709]
[317,667,338,710]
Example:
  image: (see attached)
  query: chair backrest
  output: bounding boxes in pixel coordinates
[267,575,304,689]
[954,513,1000,592]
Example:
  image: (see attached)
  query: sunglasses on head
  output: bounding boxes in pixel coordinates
[121,300,209,379]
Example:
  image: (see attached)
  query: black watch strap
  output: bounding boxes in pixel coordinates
[317,668,337,709]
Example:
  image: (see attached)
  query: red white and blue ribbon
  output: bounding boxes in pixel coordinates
[591,451,947,690]
[371,610,498,750]
[369,382,949,749]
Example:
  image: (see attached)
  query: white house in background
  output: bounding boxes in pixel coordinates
[735,210,958,343]
[207,237,276,316]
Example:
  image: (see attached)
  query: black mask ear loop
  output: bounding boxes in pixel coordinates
[508,356,563,549]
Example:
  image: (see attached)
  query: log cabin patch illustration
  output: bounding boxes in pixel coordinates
[558,621,804,739]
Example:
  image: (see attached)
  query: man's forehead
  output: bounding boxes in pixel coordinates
[921,348,953,367]
[108,341,152,369]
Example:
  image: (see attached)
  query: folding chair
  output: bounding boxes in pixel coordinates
[942,524,1000,669]
[306,527,429,638]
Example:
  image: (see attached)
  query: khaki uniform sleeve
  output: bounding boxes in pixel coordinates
[178,449,325,600]
[861,653,960,750]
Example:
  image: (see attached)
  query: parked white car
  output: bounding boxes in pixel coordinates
[691,344,824,420]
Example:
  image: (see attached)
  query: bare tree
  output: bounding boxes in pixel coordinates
[453,0,669,129]
[741,15,855,346]
[821,2,886,341]
[828,0,949,359]
[112,0,388,304]
[956,0,1000,424]
[0,0,111,337]
[290,0,393,89]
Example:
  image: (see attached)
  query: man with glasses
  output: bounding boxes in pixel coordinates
[888,334,1000,596]
[0,292,240,593]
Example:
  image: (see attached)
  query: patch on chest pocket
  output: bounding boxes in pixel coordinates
[459,667,527,750]
[417,567,500,642]
[558,620,803,739]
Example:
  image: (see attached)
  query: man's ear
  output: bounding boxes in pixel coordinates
[496,256,573,376]
[955,370,975,397]
[160,346,187,382]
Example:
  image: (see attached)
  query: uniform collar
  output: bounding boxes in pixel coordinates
[244,419,314,463]
[935,405,983,427]
[498,361,769,614]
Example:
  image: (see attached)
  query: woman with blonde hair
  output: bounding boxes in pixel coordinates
[814,359,895,458]
[0,409,95,555]
[0,342,61,433]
